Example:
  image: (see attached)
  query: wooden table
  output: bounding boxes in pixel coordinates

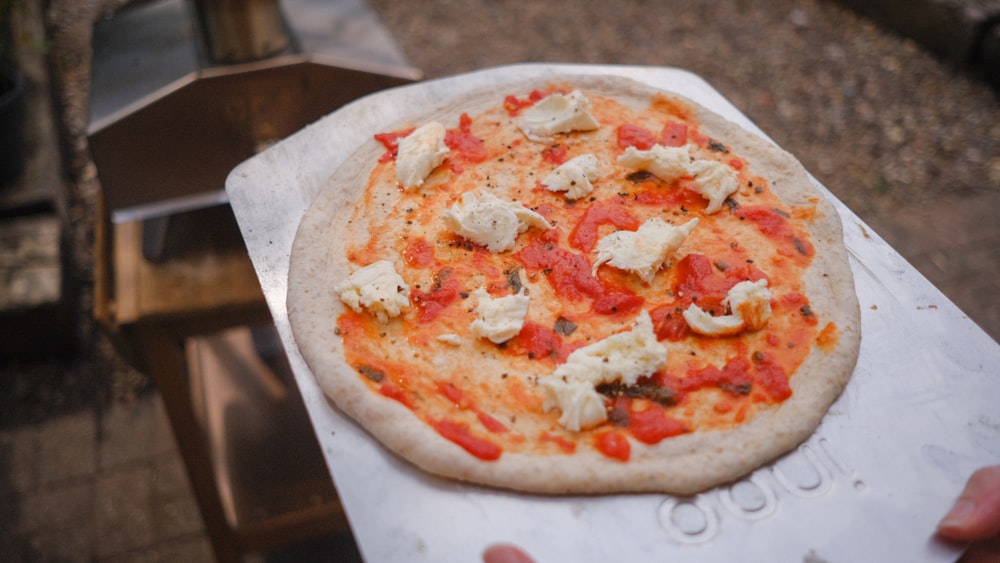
[95,205,347,562]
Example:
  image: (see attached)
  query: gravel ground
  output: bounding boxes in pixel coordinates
[367,0,1000,221]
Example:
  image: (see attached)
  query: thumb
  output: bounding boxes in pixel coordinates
[938,466,1000,542]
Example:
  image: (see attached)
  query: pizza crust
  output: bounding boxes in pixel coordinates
[288,74,860,495]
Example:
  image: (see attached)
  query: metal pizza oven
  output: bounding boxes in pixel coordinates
[88,0,419,257]
[87,0,420,559]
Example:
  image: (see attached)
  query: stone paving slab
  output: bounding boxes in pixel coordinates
[0,394,213,562]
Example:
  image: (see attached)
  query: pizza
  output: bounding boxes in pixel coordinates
[287,75,860,495]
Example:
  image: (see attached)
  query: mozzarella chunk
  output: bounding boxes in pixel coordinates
[519,90,600,141]
[436,334,463,346]
[683,279,772,336]
[542,154,601,200]
[335,260,410,323]
[542,311,666,431]
[617,144,692,182]
[593,218,698,282]
[542,378,608,433]
[396,121,449,189]
[617,144,739,214]
[727,278,773,330]
[470,288,530,344]
[687,159,739,214]
[442,192,551,252]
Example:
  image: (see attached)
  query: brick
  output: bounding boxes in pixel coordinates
[98,395,176,471]
[35,410,97,486]
[0,426,38,495]
[92,466,155,558]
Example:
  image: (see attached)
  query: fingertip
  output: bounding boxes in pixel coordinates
[483,543,536,563]
[938,500,978,538]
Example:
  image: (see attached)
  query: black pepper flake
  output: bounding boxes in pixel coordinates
[708,140,729,153]
[597,380,676,407]
[505,268,524,292]
[626,170,654,183]
[553,316,577,336]
[800,305,814,318]
[719,382,752,395]
[792,236,808,255]
[357,365,385,383]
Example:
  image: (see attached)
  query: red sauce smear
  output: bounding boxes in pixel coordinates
[505,320,571,362]
[738,206,815,258]
[403,238,436,268]
[628,404,686,445]
[542,143,568,165]
[379,382,413,408]
[431,419,502,461]
[657,353,792,404]
[617,124,656,150]
[445,113,489,163]
[660,121,688,147]
[568,199,641,252]
[650,253,766,341]
[503,89,553,116]
[374,127,414,162]
[516,231,644,316]
[540,431,577,453]
[411,272,462,322]
[596,431,630,461]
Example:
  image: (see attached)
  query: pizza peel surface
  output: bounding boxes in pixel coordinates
[287,75,860,495]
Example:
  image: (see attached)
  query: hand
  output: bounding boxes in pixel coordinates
[937,465,1000,562]
[483,544,535,563]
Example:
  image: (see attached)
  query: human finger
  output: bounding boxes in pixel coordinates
[938,465,1000,542]
[483,543,536,563]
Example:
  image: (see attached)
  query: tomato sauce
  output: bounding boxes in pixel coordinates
[568,199,641,252]
[445,113,489,163]
[617,124,656,150]
[410,273,462,322]
[431,419,502,461]
[373,127,414,162]
[596,431,631,461]
[628,403,686,444]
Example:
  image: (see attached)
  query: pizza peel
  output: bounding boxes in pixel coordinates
[226,63,1000,562]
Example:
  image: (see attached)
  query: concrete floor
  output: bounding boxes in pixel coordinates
[1,0,999,561]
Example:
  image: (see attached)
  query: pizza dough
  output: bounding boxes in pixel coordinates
[287,75,860,495]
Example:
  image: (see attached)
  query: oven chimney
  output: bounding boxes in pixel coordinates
[191,0,291,64]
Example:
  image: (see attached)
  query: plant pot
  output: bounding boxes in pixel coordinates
[0,70,26,187]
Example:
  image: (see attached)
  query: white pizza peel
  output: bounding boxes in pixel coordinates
[226,63,1000,562]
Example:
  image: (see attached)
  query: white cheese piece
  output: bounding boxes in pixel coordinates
[593,218,699,282]
[470,288,530,344]
[541,311,667,431]
[442,192,551,252]
[617,144,692,182]
[436,334,463,346]
[687,159,739,214]
[617,144,739,214]
[542,154,601,200]
[726,278,773,330]
[683,279,772,336]
[518,90,600,141]
[396,121,449,189]
[335,260,410,323]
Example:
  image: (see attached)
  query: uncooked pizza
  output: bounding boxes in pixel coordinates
[287,75,860,495]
